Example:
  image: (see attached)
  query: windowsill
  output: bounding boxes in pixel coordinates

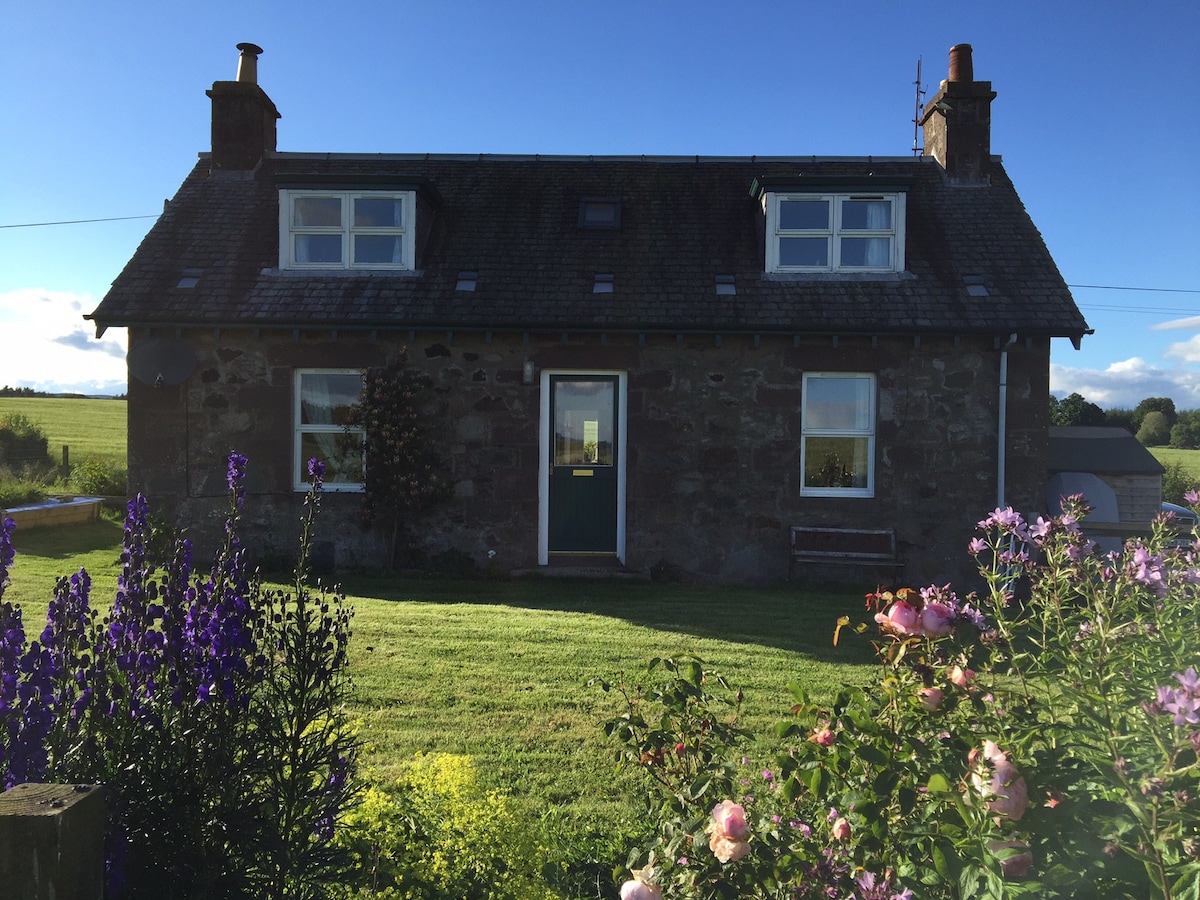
[763,271,915,282]
[264,268,424,278]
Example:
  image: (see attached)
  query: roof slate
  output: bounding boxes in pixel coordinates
[89,153,1090,338]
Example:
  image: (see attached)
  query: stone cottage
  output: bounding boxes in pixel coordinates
[87,43,1090,585]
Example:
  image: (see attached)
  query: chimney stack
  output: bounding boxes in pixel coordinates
[207,42,280,171]
[919,43,997,183]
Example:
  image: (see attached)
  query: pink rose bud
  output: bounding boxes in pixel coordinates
[918,686,944,711]
[874,600,922,636]
[831,817,851,841]
[675,742,686,757]
[711,800,750,840]
[987,839,1033,879]
[620,879,663,900]
[809,727,836,746]
[949,665,975,689]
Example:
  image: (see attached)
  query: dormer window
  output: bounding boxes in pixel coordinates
[279,190,415,270]
[764,192,905,273]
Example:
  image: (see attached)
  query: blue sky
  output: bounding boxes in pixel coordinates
[2,1,1197,407]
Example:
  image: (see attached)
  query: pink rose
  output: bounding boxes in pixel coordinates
[708,831,751,863]
[809,727,836,746]
[918,686,944,711]
[711,800,749,840]
[620,880,662,900]
[920,601,956,636]
[987,839,1033,878]
[831,817,851,841]
[971,742,1029,822]
[949,665,975,689]
[874,600,922,636]
[620,864,663,899]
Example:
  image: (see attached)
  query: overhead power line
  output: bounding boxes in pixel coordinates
[0,214,160,229]
[1068,284,1200,295]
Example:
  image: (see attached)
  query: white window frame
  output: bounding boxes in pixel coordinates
[800,372,876,498]
[293,369,365,492]
[279,190,415,270]
[764,192,905,273]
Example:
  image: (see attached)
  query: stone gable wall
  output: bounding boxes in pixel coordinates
[126,329,1051,586]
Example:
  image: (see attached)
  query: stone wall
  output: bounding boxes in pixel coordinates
[126,329,1052,586]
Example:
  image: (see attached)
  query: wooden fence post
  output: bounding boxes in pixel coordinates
[0,783,106,900]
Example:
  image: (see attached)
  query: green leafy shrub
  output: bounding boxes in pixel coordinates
[333,754,563,899]
[601,499,1200,899]
[0,466,47,507]
[0,413,51,471]
[67,456,127,496]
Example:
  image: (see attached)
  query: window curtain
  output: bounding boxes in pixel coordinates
[865,201,891,267]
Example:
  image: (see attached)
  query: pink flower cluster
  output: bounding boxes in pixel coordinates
[872,585,983,639]
[1153,667,1200,727]
[707,800,751,863]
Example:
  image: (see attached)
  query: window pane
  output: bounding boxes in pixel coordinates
[295,234,342,265]
[803,437,869,488]
[293,196,342,227]
[354,234,404,265]
[779,199,828,230]
[841,199,891,230]
[581,201,619,227]
[805,377,871,430]
[354,197,403,228]
[300,431,364,484]
[840,237,891,268]
[779,237,828,267]
[553,380,615,466]
[300,373,363,425]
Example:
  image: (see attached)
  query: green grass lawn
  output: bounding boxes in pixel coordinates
[1150,447,1200,481]
[0,397,126,466]
[3,519,875,836]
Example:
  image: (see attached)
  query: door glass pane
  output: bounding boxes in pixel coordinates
[553,379,614,466]
[805,377,871,430]
[779,199,828,230]
[293,196,342,227]
[804,436,869,488]
[779,237,828,267]
[354,197,403,228]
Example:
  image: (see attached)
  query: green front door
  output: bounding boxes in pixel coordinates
[548,375,618,553]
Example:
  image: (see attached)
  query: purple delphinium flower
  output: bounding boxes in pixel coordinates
[1155,668,1200,727]
[227,451,249,509]
[0,516,15,600]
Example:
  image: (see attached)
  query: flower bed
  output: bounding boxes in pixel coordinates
[1,496,102,528]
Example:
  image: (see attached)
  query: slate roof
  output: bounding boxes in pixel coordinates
[89,152,1090,340]
[1048,427,1166,476]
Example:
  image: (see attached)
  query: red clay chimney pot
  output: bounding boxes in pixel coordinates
[235,42,263,84]
[948,43,973,83]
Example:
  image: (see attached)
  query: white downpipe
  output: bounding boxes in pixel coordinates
[997,334,1018,509]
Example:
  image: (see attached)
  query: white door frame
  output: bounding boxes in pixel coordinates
[538,369,627,565]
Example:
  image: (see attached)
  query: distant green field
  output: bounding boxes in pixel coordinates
[0,397,126,465]
[1150,447,1200,480]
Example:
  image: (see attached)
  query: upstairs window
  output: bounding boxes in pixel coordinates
[765,193,905,273]
[800,373,875,497]
[294,369,365,491]
[280,190,415,270]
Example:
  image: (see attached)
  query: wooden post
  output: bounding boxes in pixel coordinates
[0,783,106,899]
[62,444,70,467]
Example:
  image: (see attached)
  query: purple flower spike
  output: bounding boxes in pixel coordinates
[307,457,326,487]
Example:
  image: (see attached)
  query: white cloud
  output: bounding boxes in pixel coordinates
[1152,315,1200,332]
[0,289,126,395]
[1051,357,1200,410]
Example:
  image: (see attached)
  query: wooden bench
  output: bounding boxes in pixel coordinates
[788,526,904,583]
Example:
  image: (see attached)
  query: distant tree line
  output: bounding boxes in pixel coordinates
[1050,393,1200,449]
[0,386,125,399]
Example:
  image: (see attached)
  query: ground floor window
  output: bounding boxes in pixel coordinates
[294,369,365,491]
[800,372,875,497]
